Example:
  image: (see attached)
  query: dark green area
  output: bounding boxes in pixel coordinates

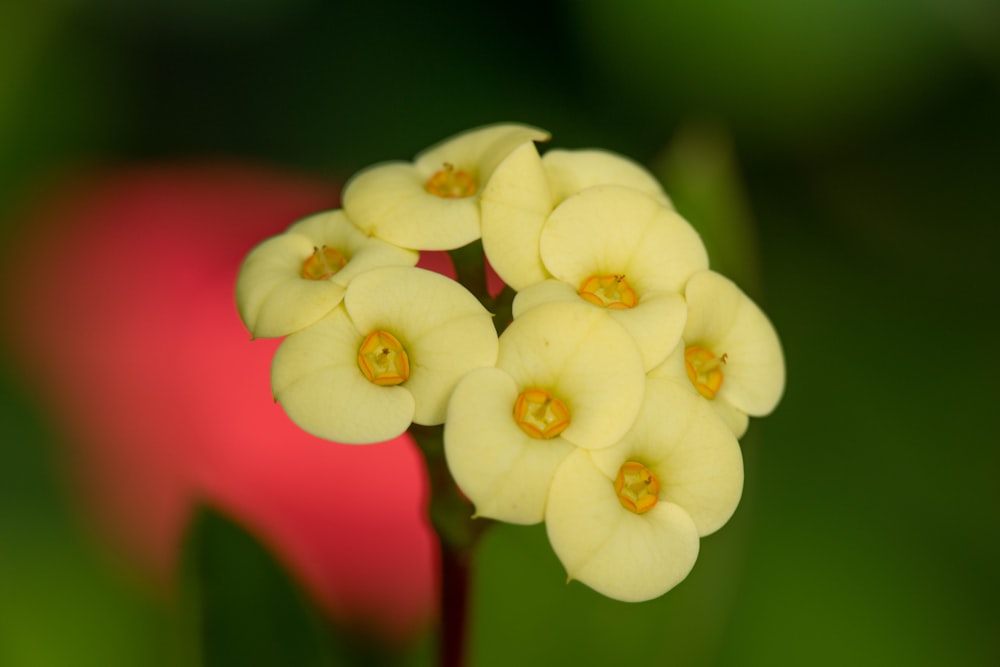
[180,506,406,667]
[1,0,997,665]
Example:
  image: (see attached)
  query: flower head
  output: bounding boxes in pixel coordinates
[545,378,743,602]
[480,143,674,290]
[512,185,706,370]
[444,301,646,524]
[272,266,499,444]
[342,123,549,250]
[235,210,418,338]
[650,269,786,437]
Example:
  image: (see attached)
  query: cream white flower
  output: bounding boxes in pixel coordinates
[342,123,549,250]
[480,143,673,290]
[235,210,417,338]
[546,378,743,602]
[444,301,645,524]
[512,185,707,370]
[271,266,498,444]
[649,269,785,437]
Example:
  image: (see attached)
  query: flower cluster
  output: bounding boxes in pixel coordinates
[235,123,785,602]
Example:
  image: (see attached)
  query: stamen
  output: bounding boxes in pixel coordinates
[513,388,570,439]
[614,461,660,514]
[301,245,347,280]
[358,330,410,386]
[578,274,638,309]
[684,346,725,399]
[425,162,477,199]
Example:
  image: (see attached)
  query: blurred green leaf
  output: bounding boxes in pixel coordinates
[654,120,763,298]
[180,506,400,667]
[0,368,173,667]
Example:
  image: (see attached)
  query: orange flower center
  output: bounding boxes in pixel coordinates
[358,330,410,386]
[513,388,570,439]
[614,461,660,514]
[578,274,638,309]
[684,346,726,399]
[301,245,347,281]
[425,162,477,199]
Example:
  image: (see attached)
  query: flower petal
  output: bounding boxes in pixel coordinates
[236,232,347,338]
[546,449,700,602]
[235,210,416,338]
[540,185,708,294]
[510,279,578,318]
[648,343,751,438]
[480,141,554,290]
[271,307,415,444]
[414,122,550,185]
[498,302,646,450]
[684,270,785,416]
[590,378,744,536]
[343,124,549,251]
[287,211,418,286]
[541,148,672,208]
[514,282,687,371]
[345,266,498,425]
[342,162,481,250]
[407,312,500,425]
[444,367,573,524]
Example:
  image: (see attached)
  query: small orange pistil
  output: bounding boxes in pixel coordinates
[578,274,638,310]
[425,162,477,199]
[358,330,410,386]
[684,345,725,399]
[301,245,347,281]
[614,461,660,514]
[513,388,570,439]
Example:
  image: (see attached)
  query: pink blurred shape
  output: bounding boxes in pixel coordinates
[1,163,436,640]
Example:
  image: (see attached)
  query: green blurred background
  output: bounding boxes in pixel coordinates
[1,0,998,665]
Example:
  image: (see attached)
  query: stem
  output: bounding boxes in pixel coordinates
[410,424,491,667]
[438,533,471,667]
[410,240,507,666]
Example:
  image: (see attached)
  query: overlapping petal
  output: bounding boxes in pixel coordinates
[235,210,417,338]
[545,449,700,602]
[649,270,784,437]
[513,280,687,371]
[444,301,645,523]
[682,270,785,417]
[414,123,550,187]
[444,368,574,524]
[495,302,646,450]
[271,306,416,444]
[540,185,707,295]
[272,266,497,443]
[589,378,744,536]
[481,145,679,290]
[651,343,750,437]
[480,141,554,289]
[343,123,548,250]
[344,266,499,426]
[541,148,672,208]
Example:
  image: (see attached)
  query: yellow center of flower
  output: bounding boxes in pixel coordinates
[425,162,477,199]
[578,274,638,309]
[358,330,410,386]
[301,245,347,281]
[684,346,727,399]
[614,461,660,514]
[513,388,570,439]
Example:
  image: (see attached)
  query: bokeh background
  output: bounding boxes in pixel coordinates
[1,0,998,665]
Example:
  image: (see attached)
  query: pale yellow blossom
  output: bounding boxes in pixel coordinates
[271,266,498,444]
[342,123,549,250]
[235,210,417,338]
